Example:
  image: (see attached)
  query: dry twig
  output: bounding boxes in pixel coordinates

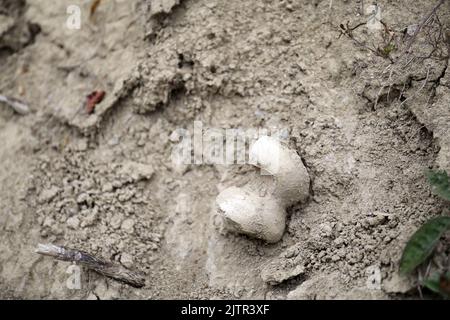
[36,243,145,288]
[403,0,447,55]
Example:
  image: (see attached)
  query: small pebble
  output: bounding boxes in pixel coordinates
[120,253,134,268]
[121,218,135,234]
[38,186,60,203]
[66,216,80,229]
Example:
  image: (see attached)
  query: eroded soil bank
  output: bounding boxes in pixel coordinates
[0,0,449,299]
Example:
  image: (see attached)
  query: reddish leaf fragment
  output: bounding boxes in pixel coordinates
[439,273,450,295]
[85,90,105,114]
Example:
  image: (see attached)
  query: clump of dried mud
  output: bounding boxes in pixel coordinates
[0,0,450,299]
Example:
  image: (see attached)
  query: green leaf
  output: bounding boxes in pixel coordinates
[423,273,442,294]
[423,272,450,299]
[382,43,396,55]
[399,216,450,275]
[427,170,450,201]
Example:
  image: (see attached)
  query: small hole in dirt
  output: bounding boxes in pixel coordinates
[178,53,194,68]
[207,32,216,40]
[177,53,184,68]
[170,83,187,100]
[0,48,14,60]
[28,23,41,37]
[210,65,217,74]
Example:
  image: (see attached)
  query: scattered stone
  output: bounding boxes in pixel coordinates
[66,216,80,229]
[318,222,333,237]
[121,218,135,234]
[169,130,181,142]
[118,188,136,202]
[42,216,54,227]
[406,24,418,36]
[150,0,180,16]
[286,273,358,300]
[76,139,88,152]
[170,150,190,175]
[383,273,415,294]
[108,136,120,146]
[331,254,341,262]
[110,214,123,230]
[287,279,314,300]
[80,208,98,228]
[119,161,154,182]
[366,213,387,227]
[86,292,99,300]
[333,237,345,247]
[38,186,60,203]
[112,180,124,189]
[260,256,305,285]
[120,253,134,268]
[76,193,90,204]
[102,182,113,193]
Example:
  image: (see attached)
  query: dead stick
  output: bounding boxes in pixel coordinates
[403,0,447,54]
[35,243,145,288]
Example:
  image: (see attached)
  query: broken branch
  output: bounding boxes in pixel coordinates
[403,0,447,54]
[35,243,145,288]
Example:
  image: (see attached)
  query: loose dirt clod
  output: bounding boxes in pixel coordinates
[149,0,180,16]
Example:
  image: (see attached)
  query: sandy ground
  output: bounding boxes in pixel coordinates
[0,0,450,299]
